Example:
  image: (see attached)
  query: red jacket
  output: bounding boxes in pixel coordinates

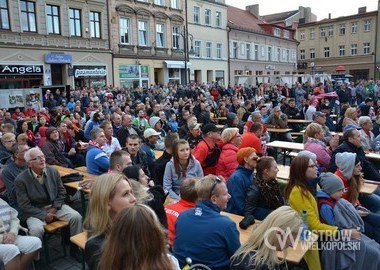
[239,132,262,154]
[193,139,218,175]
[215,143,239,181]
[165,199,195,246]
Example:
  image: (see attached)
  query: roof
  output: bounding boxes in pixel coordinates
[261,10,298,23]
[227,5,268,34]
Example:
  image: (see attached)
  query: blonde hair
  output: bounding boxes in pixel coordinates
[195,175,219,200]
[221,127,239,143]
[305,123,323,138]
[231,206,302,269]
[1,132,15,143]
[129,179,153,204]
[344,107,357,119]
[84,173,133,238]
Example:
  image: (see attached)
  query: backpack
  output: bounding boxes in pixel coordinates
[203,141,221,168]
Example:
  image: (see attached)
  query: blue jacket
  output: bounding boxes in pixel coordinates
[86,146,109,175]
[316,190,336,225]
[163,157,203,200]
[225,166,253,215]
[173,200,240,269]
[84,120,99,141]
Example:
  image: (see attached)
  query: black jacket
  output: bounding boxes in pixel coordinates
[152,151,172,186]
[329,141,380,181]
[116,125,141,148]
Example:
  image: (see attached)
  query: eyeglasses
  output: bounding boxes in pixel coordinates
[4,140,16,143]
[209,176,222,198]
[30,155,45,161]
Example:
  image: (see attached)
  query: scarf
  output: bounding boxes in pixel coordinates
[88,140,103,150]
[255,176,284,209]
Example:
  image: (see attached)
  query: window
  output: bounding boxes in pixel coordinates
[0,0,9,29]
[363,42,370,54]
[254,45,259,60]
[205,9,211,25]
[310,48,315,59]
[267,46,272,61]
[300,49,305,60]
[232,41,238,58]
[339,45,345,56]
[273,28,280,37]
[283,30,289,39]
[90,11,101,38]
[21,0,36,32]
[320,27,326,37]
[69,8,81,36]
[216,43,222,59]
[205,42,211,58]
[327,25,333,36]
[193,6,200,24]
[215,11,221,27]
[156,23,164,47]
[246,43,251,60]
[154,0,164,5]
[120,18,130,44]
[351,44,357,55]
[339,24,345,35]
[172,26,180,49]
[286,49,289,62]
[194,41,201,57]
[299,31,305,40]
[310,28,315,39]
[324,47,330,58]
[171,0,179,9]
[46,4,60,34]
[364,20,371,31]
[138,20,148,46]
[351,22,357,33]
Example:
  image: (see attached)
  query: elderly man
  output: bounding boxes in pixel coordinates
[358,116,375,152]
[173,175,240,269]
[266,106,293,142]
[3,143,29,210]
[116,113,141,148]
[15,148,82,240]
[0,133,16,165]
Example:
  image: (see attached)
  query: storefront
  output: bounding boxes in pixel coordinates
[0,64,44,89]
[119,65,149,88]
[71,65,107,88]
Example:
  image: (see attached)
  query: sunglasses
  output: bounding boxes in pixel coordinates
[209,176,222,198]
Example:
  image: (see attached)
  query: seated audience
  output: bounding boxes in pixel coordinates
[0,133,16,165]
[266,106,292,142]
[100,121,121,156]
[358,116,375,152]
[342,107,359,129]
[86,127,109,175]
[239,123,263,155]
[109,150,132,173]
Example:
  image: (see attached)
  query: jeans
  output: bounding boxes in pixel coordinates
[252,207,272,220]
[359,190,380,214]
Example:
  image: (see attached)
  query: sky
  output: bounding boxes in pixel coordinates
[225,0,379,20]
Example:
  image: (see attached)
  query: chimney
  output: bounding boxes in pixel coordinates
[358,7,367,14]
[246,4,259,17]
[328,13,331,19]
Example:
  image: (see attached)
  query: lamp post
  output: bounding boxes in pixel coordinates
[183,0,195,85]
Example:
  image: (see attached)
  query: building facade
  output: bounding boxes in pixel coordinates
[228,5,298,86]
[0,0,112,90]
[187,0,228,85]
[297,7,377,80]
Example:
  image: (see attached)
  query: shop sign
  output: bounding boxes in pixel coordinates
[119,65,149,79]
[45,53,72,64]
[0,65,43,75]
[73,66,107,78]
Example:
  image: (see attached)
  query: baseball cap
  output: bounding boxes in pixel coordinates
[202,123,218,135]
[189,123,201,130]
[143,128,161,138]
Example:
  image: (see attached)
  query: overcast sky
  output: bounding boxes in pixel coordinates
[225,0,379,20]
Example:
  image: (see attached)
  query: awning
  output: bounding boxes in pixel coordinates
[164,60,192,69]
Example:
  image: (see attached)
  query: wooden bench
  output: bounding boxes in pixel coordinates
[75,166,87,173]
[43,220,69,264]
[70,232,88,270]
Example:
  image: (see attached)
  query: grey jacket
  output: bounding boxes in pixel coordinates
[163,157,203,199]
[15,166,66,221]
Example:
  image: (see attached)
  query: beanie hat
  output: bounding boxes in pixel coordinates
[45,126,58,138]
[149,116,161,128]
[237,147,256,165]
[221,128,239,144]
[335,152,356,179]
[298,150,317,163]
[319,172,344,195]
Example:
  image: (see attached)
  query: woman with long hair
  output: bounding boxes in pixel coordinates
[284,155,361,270]
[244,157,284,220]
[16,120,36,147]
[98,204,180,270]
[342,107,359,129]
[230,206,302,270]
[163,139,203,200]
[84,173,136,270]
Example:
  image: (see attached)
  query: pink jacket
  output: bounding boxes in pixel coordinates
[215,143,239,181]
[304,138,332,170]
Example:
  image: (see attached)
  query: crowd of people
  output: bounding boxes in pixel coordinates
[0,78,380,269]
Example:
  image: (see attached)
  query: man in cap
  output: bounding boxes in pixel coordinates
[186,123,202,149]
[193,123,221,175]
[141,128,161,174]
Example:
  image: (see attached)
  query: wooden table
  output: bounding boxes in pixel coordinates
[53,165,96,181]
[360,182,378,194]
[277,165,290,180]
[221,212,318,264]
[267,128,292,133]
[365,152,380,161]
[266,141,304,165]
[287,119,312,124]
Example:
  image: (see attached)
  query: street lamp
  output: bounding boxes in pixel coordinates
[183,0,195,85]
